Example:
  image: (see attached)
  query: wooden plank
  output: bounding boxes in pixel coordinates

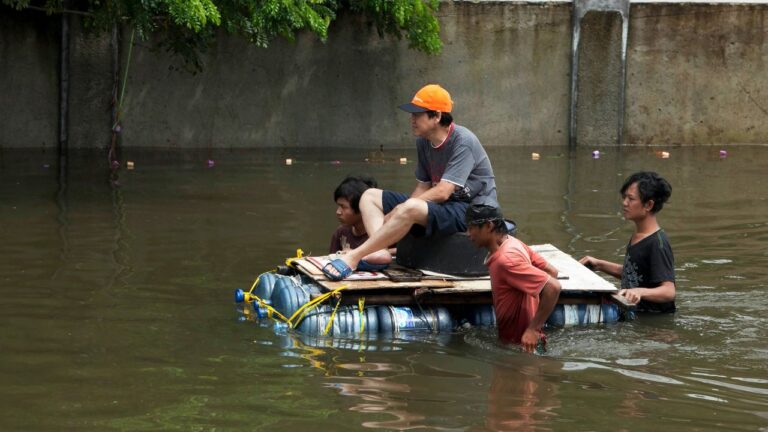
[420,269,490,280]
[530,244,618,293]
[610,293,636,310]
[318,278,454,291]
[293,258,323,276]
[290,245,617,294]
[293,257,388,280]
[428,279,491,294]
[332,293,495,306]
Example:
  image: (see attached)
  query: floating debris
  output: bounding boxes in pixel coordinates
[399,157,408,165]
[126,161,135,170]
[592,150,600,159]
[368,145,385,163]
[719,149,727,158]
[207,159,215,167]
[285,158,293,166]
[531,152,540,160]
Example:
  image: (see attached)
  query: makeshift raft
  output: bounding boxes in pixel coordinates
[235,243,635,337]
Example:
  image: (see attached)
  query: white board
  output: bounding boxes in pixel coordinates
[530,244,618,293]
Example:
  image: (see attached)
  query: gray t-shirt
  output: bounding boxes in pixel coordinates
[414,124,498,207]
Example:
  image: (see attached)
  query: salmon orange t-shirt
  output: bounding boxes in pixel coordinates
[485,236,551,344]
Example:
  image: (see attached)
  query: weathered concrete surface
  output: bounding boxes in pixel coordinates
[68,24,113,150]
[119,3,572,149]
[3,3,768,148]
[575,10,625,145]
[0,10,59,150]
[625,4,768,144]
[0,3,573,149]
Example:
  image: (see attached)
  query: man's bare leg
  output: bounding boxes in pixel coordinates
[327,198,429,277]
[353,188,390,265]
[358,188,386,236]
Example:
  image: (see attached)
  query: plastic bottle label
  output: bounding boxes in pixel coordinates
[393,307,417,329]
[564,305,579,326]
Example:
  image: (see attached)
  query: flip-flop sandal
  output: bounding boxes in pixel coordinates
[321,258,354,281]
[356,259,389,272]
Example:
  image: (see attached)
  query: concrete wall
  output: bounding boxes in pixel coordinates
[0,10,59,150]
[2,2,768,148]
[119,2,572,149]
[0,3,574,149]
[574,10,625,145]
[625,4,768,145]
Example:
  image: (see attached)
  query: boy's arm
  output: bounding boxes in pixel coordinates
[539,261,559,278]
[530,249,559,278]
[619,280,676,304]
[579,256,623,279]
[521,277,562,353]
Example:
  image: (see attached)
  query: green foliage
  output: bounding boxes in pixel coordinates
[347,0,441,54]
[2,0,442,70]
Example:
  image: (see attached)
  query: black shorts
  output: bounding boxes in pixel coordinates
[381,190,469,238]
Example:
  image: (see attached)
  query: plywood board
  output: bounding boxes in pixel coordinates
[428,280,491,294]
[293,257,388,280]
[318,278,454,292]
[420,245,617,294]
[290,244,617,294]
[530,244,618,293]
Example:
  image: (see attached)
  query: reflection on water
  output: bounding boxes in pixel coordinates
[485,361,560,431]
[1,146,767,431]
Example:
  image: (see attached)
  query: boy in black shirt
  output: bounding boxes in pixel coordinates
[579,172,676,313]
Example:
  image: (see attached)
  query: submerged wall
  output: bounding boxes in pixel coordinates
[2,2,768,149]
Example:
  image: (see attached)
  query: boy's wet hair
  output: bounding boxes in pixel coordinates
[334,175,378,213]
[465,204,508,234]
[620,171,672,213]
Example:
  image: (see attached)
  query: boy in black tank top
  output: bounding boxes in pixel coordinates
[579,172,676,313]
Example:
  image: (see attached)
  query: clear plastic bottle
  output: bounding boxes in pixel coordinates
[273,321,289,335]
[254,299,272,319]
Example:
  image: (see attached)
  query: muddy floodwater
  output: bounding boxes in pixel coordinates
[1,145,766,431]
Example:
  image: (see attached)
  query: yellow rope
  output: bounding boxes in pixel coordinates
[242,256,349,332]
[246,292,289,322]
[286,285,347,328]
[323,296,343,336]
[358,297,366,335]
[285,248,304,268]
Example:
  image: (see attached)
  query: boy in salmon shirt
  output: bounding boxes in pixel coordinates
[466,205,562,352]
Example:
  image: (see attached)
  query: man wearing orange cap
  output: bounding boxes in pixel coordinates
[323,84,498,281]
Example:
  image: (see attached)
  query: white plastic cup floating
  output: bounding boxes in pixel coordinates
[126,161,135,170]
[531,152,540,160]
[285,158,293,166]
[592,150,600,159]
[399,157,407,165]
[661,151,670,159]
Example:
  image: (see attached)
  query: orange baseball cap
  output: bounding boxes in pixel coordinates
[399,84,453,113]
